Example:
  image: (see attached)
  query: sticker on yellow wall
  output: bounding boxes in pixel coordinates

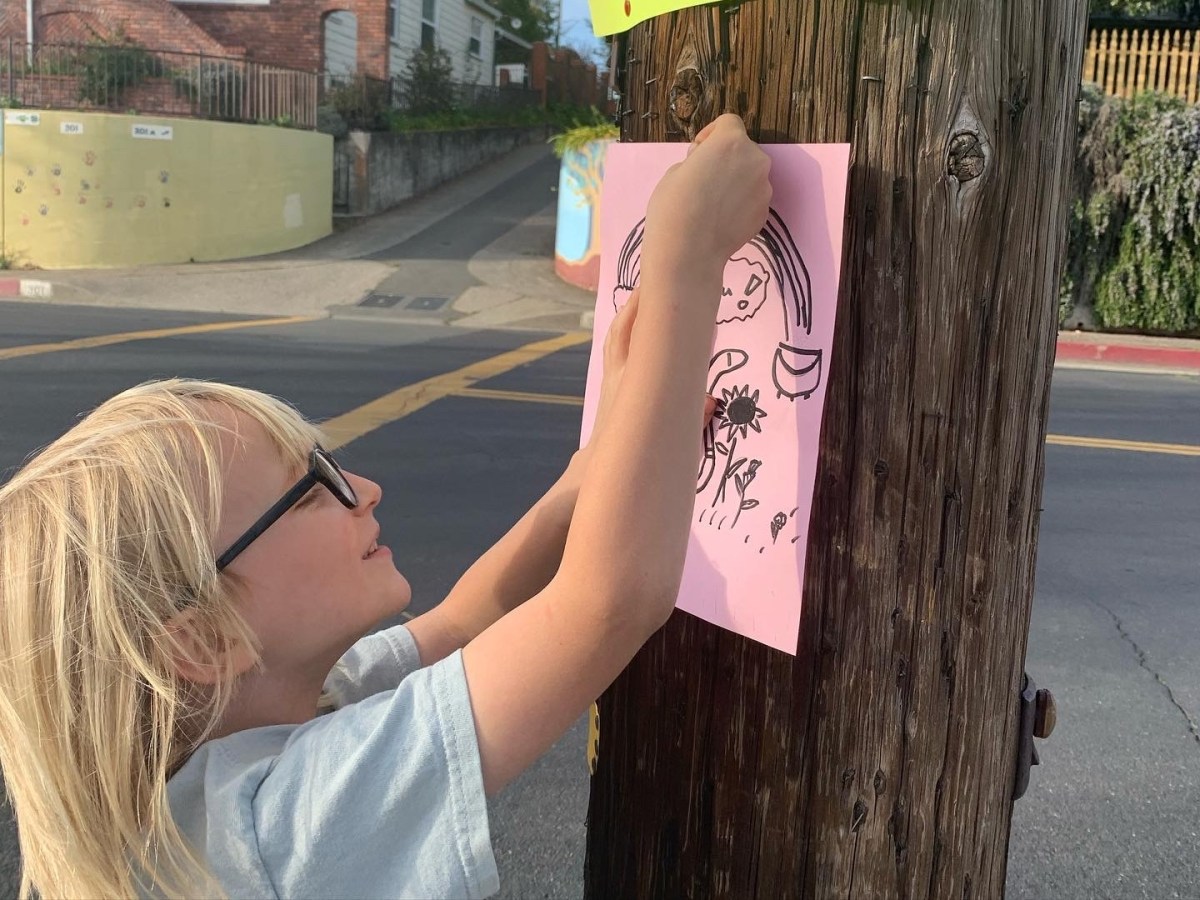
[5,111,40,126]
[589,0,716,36]
[132,123,173,141]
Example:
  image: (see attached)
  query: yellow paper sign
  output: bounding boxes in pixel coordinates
[589,0,715,37]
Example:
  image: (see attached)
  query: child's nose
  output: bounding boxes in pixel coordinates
[347,472,382,510]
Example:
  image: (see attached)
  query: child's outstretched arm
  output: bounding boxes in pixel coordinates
[406,291,715,666]
[459,115,772,795]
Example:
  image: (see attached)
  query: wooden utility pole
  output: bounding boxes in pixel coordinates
[585,3,1087,897]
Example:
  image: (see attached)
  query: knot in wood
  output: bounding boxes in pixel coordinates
[947,131,985,182]
[669,68,704,124]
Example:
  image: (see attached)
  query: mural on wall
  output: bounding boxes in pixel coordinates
[0,110,331,268]
[554,139,611,292]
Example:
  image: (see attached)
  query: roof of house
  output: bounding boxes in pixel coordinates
[494,26,533,50]
[465,0,503,21]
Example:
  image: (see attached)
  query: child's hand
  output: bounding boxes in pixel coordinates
[642,114,772,282]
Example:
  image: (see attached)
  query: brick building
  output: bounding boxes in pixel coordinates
[0,0,505,84]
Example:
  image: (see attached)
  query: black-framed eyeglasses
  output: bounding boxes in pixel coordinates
[216,447,357,572]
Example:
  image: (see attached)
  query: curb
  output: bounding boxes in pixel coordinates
[0,277,53,299]
[1056,334,1200,376]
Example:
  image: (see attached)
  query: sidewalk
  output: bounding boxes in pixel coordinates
[0,141,1197,374]
[0,143,596,332]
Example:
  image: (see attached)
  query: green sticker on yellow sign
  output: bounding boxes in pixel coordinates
[589,0,716,36]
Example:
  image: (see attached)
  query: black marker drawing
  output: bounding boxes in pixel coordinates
[773,344,823,401]
[770,512,789,543]
[699,349,750,494]
[718,384,767,441]
[609,206,825,552]
[611,210,811,341]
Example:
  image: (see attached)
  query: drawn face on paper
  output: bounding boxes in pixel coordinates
[717,257,770,324]
[610,255,772,323]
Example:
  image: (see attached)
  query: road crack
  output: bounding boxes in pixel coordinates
[1097,602,1200,747]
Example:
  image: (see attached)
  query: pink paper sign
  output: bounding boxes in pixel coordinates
[580,142,851,654]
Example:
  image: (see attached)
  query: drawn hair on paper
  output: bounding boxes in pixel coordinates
[612,208,813,342]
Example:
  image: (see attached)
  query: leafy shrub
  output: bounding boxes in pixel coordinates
[325,75,392,131]
[316,104,349,138]
[1062,87,1200,335]
[395,49,456,116]
[76,39,157,107]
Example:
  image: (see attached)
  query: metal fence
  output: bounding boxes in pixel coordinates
[1085,26,1200,104]
[0,40,319,128]
[320,72,541,131]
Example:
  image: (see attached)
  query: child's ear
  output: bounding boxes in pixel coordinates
[163,608,256,685]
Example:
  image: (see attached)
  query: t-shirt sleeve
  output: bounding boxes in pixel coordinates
[253,649,498,900]
[321,623,424,709]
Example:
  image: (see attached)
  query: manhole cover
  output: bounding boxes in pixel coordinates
[409,296,449,311]
[358,293,405,308]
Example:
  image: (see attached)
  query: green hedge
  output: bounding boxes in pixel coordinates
[1063,85,1200,335]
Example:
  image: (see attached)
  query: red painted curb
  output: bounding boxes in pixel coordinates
[0,278,22,296]
[1056,336,1200,373]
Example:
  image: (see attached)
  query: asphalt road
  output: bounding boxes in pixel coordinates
[0,301,1196,899]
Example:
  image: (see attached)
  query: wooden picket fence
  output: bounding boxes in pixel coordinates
[1084,27,1200,103]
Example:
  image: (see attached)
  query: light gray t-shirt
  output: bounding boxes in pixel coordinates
[167,624,499,899]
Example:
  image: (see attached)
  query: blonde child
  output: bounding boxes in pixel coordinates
[0,114,770,899]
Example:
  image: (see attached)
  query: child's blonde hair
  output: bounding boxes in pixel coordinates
[0,378,323,899]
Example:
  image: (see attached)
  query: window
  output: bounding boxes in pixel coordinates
[468,16,482,58]
[387,0,399,40]
[421,0,437,51]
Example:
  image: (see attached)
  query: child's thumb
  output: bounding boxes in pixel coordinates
[703,394,717,426]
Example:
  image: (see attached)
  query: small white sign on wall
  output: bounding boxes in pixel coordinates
[60,121,84,135]
[132,123,173,141]
[5,111,41,126]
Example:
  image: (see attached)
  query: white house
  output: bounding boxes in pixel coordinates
[387,0,503,86]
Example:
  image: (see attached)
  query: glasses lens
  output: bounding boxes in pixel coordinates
[315,450,357,508]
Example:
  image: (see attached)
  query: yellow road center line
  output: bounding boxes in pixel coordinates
[424,388,1200,459]
[1046,434,1200,457]
[451,387,585,407]
[0,314,321,361]
[320,331,591,450]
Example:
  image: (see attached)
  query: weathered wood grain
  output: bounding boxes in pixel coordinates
[585,2,1088,897]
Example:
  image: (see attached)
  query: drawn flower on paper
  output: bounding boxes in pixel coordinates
[770,512,789,543]
[80,179,90,191]
[162,197,171,208]
[83,151,96,166]
[718,385,767,441]
[38,204,48,216]
[50,163,61,177]
[13,179,24,194]
[159,170,169,183]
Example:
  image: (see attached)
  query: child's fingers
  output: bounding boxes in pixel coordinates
[607,287,640,363]
[688,113,746,156]
[703,394,717,427]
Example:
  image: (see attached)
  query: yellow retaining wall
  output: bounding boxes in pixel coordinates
[1,110,332,268]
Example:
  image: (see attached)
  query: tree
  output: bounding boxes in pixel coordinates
[1090,0,1200,18]
[584,2,1087,897]
[492,0,556,46]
